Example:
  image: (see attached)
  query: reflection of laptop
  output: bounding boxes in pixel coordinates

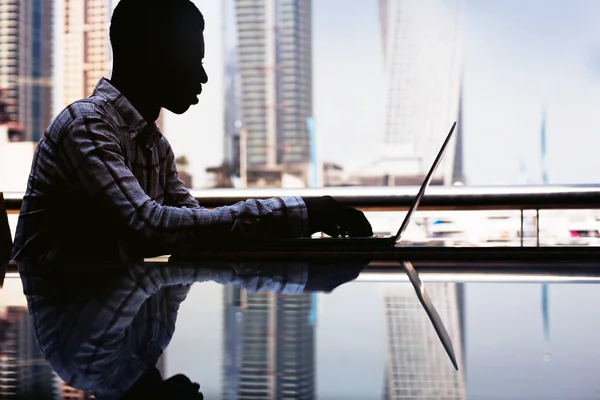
[270,121,457,247]
[403,260,459,370]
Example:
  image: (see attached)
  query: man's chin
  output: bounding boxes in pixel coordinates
[163,103,193,115]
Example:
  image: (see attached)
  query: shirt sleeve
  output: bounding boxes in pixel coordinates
[58,114,309,249]
[158,260,309,295]
[163,144,200,209]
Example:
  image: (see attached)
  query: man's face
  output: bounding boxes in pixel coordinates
[154,27,208,115]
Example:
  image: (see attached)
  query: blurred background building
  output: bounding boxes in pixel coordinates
[0,0,53,142]
[210,0,314,188]
[353,0,465,186]
[62,0,164,130]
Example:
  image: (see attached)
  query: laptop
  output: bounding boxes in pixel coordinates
[269,121,457,248]
[266,121,461,370]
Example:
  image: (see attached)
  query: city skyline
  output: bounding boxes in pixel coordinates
[7,0,597,192]
[0,0,584,187]
[165,0,600,187]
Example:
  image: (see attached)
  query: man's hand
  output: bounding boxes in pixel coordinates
[304,262,367,293]
[162,374,204,399]
[304,196,373,237]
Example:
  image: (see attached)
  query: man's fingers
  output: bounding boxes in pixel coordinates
[325,219,372,238]
[309,199,373,237]
[322,223,344,237]
[341,208,373,237]
[163,375,205,399]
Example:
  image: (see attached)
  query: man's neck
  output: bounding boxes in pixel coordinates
[110,69,161,124]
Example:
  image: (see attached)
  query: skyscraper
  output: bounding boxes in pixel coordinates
[62,0,165,130]
[234,0,313,170]
[0,0,53,142]
[382,283,466,400]
[378,0,465,184]
[222,287,315,400]
[0,306,56,400]
[63,0,118,107]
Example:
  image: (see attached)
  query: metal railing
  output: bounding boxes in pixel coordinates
[4,184,600,211]
[3,185,600,281]
[6,185,600,245]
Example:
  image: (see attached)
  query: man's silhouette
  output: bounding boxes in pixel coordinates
[11,0,372,267]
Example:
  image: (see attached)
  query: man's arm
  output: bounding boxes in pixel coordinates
[58,113,308,249]
[163,144,200,209]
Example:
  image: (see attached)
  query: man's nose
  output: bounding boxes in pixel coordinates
[200,66,208,84]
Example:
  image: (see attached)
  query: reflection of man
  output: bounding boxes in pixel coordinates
[24,262,362,399]
[11,0,372,269]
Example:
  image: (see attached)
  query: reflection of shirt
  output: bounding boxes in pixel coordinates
[24,263,308,400]
[11,78,307,265]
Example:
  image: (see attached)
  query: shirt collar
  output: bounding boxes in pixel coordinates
[91,78,162,148]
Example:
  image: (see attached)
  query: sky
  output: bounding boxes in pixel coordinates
[463,0,600,185]
[156,0,600,187]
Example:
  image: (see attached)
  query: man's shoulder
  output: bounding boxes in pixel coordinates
[156,132,173,150]
[48,97,118,137]
[57,96,114,123]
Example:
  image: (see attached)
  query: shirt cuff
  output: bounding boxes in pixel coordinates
[269,196,309,238]
[278,262,308,294]
[229,262,309,294]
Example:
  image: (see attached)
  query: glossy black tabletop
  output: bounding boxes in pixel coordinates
[1,256,599,400]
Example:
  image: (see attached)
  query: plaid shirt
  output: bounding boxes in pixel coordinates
[21,262,308,400]
[11,78,307,265]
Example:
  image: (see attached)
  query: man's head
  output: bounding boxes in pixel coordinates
[110,0,208,114]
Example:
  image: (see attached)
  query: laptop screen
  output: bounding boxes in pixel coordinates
[393,121,457,242]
